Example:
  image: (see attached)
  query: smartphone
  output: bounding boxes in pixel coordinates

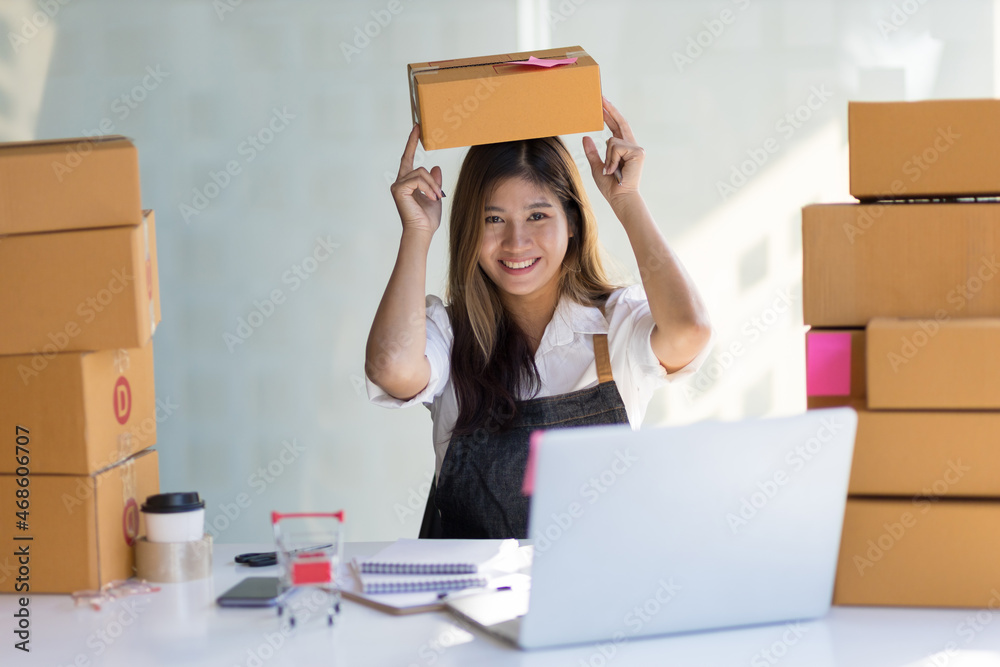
[216,576,287,608]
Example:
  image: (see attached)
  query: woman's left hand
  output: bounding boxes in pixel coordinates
[582,96,644,206]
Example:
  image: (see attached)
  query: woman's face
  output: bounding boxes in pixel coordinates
[478,176,572,306]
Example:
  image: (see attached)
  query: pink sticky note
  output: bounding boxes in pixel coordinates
[522,430,546,495]
[507,56,578,68]
[806,332,852,396]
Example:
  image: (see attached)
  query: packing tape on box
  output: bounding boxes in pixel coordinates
[111,348,134,464]
[409,65,437,124]
[116,433,132,464]
[409,50,590,126]
[113,348,131,373]
[119,457,141,547]
[135,535,213,583]
[120,456,136,502]
[142,214,156,335]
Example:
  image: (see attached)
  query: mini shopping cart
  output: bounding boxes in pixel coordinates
[271,511,345,627]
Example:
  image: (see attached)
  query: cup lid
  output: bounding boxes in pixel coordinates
[141,492,205,514]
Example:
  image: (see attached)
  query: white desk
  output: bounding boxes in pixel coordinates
[5,542,1000,666]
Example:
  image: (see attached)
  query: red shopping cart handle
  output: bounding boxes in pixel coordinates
[271,511,345,524]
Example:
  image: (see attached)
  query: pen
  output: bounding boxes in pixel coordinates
[437,585,511,600]
[614,167,622,186]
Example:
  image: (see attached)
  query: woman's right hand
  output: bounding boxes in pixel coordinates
[390,124,444,235]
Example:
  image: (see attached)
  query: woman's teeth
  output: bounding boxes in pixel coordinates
[501,258,538,270]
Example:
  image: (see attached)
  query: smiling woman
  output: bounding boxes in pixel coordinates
[478,178,572,343]
[442,136,621,442]
[365,97,713,539]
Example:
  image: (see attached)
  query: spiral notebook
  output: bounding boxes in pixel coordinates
[359,573,488,595]
[359,538,517,575]
[339,539,525,615]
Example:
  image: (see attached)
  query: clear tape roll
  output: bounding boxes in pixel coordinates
[135,535,213,583]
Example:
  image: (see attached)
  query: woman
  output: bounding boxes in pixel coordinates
[365,96,712,539]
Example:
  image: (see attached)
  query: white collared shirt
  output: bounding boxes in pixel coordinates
[365,283,712,478]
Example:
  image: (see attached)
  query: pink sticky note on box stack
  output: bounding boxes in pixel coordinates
[806,332,852,396]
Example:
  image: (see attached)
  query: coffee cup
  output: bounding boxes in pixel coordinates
[142,492,206,543]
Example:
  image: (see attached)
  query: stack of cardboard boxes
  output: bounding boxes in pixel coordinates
[0,136,162,593]
[805,99,1000,607]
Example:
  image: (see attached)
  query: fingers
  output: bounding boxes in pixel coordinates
[582,135,601,169]
[583,135,616,179]
[602,95,636,143]
[605,141,645,184]
[392,166,443,202]
[602,105,622,139]
[394,126,446,201]
[397,124,421,179]
[584,134,644,196]
[412,168,442,201]
[584,135,619,188]
[603,137,621,179]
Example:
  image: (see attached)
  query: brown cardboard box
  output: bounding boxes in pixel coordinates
[840,401,1000,496]
[867,317,1000,409]
[0,342,156,475]
[802,202,1000,327]
[805,329,866,409]
[0,136,141,235]
[0,209,161,356]
[834,498,1000,607]
[408,46,603,151]
[850,100,1000,200]
[1,449,159,594]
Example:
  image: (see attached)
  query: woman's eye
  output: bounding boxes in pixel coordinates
[485,215,503,224]
[529,212,546,221]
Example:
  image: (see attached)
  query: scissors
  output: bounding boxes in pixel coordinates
[235,543,334,567]
[234,551,279,567]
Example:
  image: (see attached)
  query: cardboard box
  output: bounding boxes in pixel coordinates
[835,400,1000,496]
[805,329,865,409]
[0,449,159,594]
[867,318,1000,409]
[850,100,1000,199]
[0,209,161,356]
[0,135,141,235]
[0,342,156,475]
[802,202,1000,327]
[834,498,1000,607]
[408,46,603,151]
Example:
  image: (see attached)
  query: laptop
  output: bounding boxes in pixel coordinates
[446,407,857,650]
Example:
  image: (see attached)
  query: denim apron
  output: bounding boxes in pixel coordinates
[425,332,629,539]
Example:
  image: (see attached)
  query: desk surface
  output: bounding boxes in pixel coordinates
[4,542,1000,666]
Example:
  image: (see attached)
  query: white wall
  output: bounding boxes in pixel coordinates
[3,0,995,542]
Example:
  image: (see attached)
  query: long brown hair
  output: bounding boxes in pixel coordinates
[446,136,622,437]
